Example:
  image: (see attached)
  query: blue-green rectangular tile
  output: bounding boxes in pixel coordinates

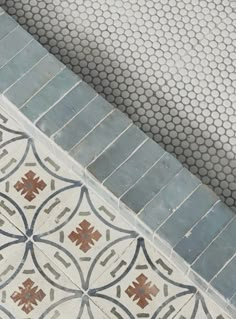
[230,294,236,309]
[0,40,47,92]
[70,110,132,167]
[0,26,32,68]
[156,185,218,247]
[211,255,236,301]
[192,218,236,282]
[54,94,112,150]
[5,54,64,107]
[138,168,201,232]
[103,139,165,198]
[21,68,80,121]
[121,152,182,213]
[174,201,234,265]
[36,81,96,136]
[0,14,17,40]
[87,125,147,182]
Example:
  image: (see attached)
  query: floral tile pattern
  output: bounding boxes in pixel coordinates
[0,106,230,318]
[89,237,196,318]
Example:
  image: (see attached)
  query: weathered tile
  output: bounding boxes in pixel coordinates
[54,94,113,150]
[0,26,32,69]
[35,185,137,290]
[176,292,231,319]
[138,168,201,232]
[36,81,96,136]
[0,13,17,40]
[70,109,132,166]
[230,294,236,310]
[156,185,218,248]
[87,125,147,182]
[0,40,47,92]
[104,139,165,197]
[0,136,79,233]
[120,152,182,213]
[192,218,236,282]
[89,237,196,318]
[5,54,64,107]
[21,68,80,121]
[174,201,235,265]
[211,255,236,301]
[77,296,111,318]
[0,242,82,318]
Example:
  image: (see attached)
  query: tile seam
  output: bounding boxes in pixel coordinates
[3,52,49,94]
[18,65,67,110]
[0,36,34,72]
[152,183,203,235]
[188,213,236,268]
[85,121,134,168]
[118,151,167,200]
[0,23,19,42]
[136,166,198,217]
[51,93,99,138]
[1,94,86,177]
[170,199,221,256]
[68,108,115,154]
[34,79,82,124]
[102,136,149,184]
[209,250,236,286]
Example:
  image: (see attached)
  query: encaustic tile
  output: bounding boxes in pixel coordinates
[0,103,231,319]
[34,185,138,290]
[88,237,196,319]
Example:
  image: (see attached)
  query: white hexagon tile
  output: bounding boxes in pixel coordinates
[0,105,230,318]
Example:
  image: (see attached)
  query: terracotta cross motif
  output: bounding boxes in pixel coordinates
[125,273,159,308]
[68,219,102,253]
[14,170,47,202]
[11,278,46,314]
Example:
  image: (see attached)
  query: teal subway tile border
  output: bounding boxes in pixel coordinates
[0,9,236,318]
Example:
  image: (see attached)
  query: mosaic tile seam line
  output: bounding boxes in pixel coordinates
[0,8,235,319]
[0,106,231,319]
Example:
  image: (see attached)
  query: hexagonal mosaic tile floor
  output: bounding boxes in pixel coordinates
[0,103,230,317]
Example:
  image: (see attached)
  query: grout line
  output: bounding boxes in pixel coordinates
[118,151,167,199]
[85,122,134,168]
[19,66,66,110]
[189,214,236,267]
[134,166,186,230]
[34,79,82,124]
[209,250,236,285]
[153,183,203,235]
[51,93,99,137]
[170,199,221,256]
[1,93,86,175]
[0,38,34,72]
[230,291,236,305]
[3,53,49,94]
[102,136,149,184]
[68,109,115,154]
[137,166,186,218]
[0,24,19,42]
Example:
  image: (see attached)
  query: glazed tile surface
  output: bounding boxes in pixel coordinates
[0,106,230,318]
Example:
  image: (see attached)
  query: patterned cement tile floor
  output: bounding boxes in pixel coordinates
[0,106,230,318]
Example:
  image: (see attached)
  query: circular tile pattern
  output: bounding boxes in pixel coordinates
[1,0,236,210]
